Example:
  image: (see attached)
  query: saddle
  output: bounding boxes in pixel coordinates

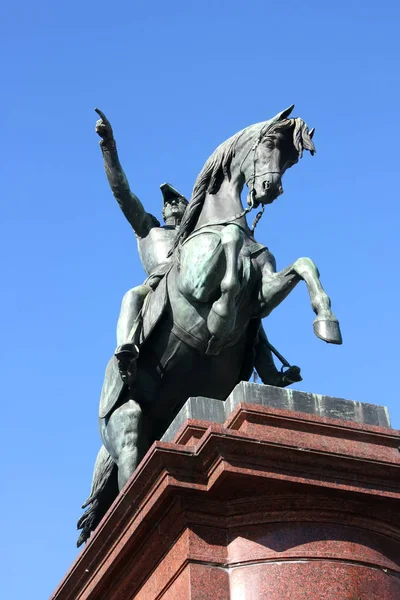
[99,234,269,419]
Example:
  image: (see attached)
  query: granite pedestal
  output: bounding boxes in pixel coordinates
[51,383,400,599]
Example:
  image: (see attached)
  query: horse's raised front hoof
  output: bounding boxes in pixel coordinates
[313,318,343,345]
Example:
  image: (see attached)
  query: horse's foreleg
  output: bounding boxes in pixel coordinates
[261,258,342,345]
[260,266,301,315]
[207,224,244,338]
[293,257,342,344]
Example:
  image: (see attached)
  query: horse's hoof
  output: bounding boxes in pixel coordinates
[313,318,343,345]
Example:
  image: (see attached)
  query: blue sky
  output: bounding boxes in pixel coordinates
[1,1,399,598]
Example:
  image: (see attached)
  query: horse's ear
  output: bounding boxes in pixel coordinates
[271,104,295,122]
[309,127,315,139]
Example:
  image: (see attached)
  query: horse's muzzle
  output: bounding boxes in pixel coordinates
[260,182,283,204]
[253,172,283,205]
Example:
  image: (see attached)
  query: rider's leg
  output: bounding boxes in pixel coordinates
[254,325,302,387]
[254,325,284,385]
[116,284,152,347]
[115,284,152,380]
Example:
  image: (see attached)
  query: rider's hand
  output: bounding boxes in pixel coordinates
[95,108,114,144]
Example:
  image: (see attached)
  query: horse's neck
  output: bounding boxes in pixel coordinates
[194,179,248,231]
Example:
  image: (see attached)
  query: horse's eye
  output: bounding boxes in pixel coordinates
[264,140,275,149]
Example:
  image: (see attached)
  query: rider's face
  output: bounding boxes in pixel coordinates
[163,198,187,222]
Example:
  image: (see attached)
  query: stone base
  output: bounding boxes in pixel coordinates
[51,385,400,599]
[162,381,391,442]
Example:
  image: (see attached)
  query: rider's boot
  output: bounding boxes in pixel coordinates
[278,364,302,387]
[114,343,139,385]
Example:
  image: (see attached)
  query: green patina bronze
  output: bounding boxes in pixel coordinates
[77,106,342,546]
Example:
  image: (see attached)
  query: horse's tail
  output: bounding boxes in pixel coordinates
[77,445,119,547]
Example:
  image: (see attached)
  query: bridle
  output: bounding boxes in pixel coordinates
[238,132,283,232]
[195,131,283,234]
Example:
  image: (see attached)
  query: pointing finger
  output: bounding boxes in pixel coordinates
[94,108,110,124]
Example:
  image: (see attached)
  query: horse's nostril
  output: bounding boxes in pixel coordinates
[263,180,271,191]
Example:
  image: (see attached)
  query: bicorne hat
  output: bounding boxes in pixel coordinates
[160,182,188,205]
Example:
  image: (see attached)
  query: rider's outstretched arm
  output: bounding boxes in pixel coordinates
[95,109,159,238]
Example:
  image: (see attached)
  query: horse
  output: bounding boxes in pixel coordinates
[77,105,342,546]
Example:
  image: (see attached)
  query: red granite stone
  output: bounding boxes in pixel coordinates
[229,562,400,599]
[186,564,230,600]
[157,565,190,600]
[50,403,400,600]
[174,420,210,446]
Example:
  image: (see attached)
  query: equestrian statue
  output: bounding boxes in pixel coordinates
[77,105,342,546]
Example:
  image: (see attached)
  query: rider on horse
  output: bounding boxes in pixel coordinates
[95,109,301,389]
[77,105,333,547]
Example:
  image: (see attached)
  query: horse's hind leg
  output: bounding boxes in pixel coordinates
[207,224,244,338]
[101,399,150,490]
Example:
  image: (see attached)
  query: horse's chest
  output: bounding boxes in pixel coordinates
[137,228,176,275]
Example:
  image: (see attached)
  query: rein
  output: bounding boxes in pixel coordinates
[242,135,282,233]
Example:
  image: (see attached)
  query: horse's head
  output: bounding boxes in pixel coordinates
[172,105,316,251]
[241,105,316,208]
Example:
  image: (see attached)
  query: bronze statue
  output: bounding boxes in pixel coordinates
[77,105,341,546]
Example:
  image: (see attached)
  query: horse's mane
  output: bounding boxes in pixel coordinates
[172,116,315,251]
